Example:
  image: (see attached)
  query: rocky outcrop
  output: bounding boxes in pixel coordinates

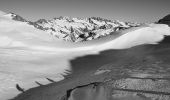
[158,14,170,26]
[9,13,27,22]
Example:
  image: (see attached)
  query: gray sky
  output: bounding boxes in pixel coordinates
[0,0,170,22]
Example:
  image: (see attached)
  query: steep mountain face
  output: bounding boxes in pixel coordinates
[7,13,140,42]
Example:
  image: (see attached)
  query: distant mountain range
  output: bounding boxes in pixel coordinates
[6,12,170,43]
[7,13,140,42]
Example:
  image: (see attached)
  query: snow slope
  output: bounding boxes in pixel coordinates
[0,11,6,16]
[0,11,170,100]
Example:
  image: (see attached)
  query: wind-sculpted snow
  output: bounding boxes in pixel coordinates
[97,24,170,50]
[0,12,170,100]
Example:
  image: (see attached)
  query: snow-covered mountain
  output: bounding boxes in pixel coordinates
[1,10,170,100]
[7,13,140,42]
[32,17,141,42]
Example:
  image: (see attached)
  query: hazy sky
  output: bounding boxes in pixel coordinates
[0,0,170,22]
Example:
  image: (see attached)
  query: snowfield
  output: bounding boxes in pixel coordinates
[0,11,170,100]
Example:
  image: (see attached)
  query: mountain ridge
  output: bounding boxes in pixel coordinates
[3,12,141,42]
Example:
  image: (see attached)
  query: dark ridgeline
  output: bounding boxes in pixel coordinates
[158,14,170,26]
[158,14,170,44]
[159,36,170,44]
[157,14,170,47]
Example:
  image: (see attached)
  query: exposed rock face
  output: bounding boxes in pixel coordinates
[7,13,140,42]
[31,17,140,42]
[9,13,27,22]
[158,14,170,26]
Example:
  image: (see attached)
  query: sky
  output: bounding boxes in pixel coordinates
[0,0,170,23]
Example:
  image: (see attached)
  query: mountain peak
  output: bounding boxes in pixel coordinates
[2,12,27,22]
[30,16,140,42]
[1,11,141,42]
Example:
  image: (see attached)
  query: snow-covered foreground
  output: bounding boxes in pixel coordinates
[0,12,170,100]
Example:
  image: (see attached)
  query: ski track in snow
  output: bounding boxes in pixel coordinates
[0,13,170,100]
